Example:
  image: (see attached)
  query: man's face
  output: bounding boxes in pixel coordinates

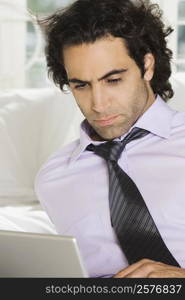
[63,36,155,140]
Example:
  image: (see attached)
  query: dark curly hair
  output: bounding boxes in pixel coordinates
[39,0,174,101]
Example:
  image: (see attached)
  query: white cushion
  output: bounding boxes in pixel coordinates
[0,87,83,205]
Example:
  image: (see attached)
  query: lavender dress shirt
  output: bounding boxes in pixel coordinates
[35,96,185,277]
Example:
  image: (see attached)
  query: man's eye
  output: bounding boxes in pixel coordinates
[74,83,87,89]
[107,78,122,84]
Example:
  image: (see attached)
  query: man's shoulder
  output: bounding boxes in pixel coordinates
[172,109,185,128]
[47,139,80,163]
[168,108,185,141]
[35,139,80,187]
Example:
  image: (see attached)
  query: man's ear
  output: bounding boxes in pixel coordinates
[143,53,155,81]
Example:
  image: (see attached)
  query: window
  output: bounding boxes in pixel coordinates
[0,0,74,90]
[26,0,74,88]
[0,0,27,89]
[159,0,185,72]
[177,0,185,71]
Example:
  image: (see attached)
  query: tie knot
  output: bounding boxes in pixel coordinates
[86,127,150,162]
[87,141,123,161]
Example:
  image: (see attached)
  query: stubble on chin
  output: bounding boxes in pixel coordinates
[92,123,132,141]
[88,111,139,141]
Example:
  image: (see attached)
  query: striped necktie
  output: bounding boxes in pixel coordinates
[87,127,179,266]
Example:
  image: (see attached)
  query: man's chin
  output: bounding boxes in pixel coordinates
[93,128,123,141]
[88,120,129,141]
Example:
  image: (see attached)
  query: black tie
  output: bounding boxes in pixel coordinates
[87,127,180,266]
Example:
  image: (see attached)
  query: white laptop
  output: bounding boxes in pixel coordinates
[0,230,88,278]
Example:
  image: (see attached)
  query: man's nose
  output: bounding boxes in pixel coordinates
[91,86,110,113]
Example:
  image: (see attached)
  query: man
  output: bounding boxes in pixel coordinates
[35,0,185,277]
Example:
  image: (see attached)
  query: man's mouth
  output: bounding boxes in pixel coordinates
[94,115,119,127]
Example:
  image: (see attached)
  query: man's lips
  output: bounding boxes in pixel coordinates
[94,115,119,126]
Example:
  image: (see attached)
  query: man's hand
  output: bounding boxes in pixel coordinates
[113,259,185,278]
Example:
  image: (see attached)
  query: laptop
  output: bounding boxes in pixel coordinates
[0,230,88,278]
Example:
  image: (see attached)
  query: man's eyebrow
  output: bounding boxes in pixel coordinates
[98,68,127,81]
[68,78,89,84]
[68,69,127,85]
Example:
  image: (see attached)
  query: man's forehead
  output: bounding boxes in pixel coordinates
[63,37,132,80]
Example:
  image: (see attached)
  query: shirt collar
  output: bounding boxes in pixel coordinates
[132,95,176,139]
[70,95,176,163]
